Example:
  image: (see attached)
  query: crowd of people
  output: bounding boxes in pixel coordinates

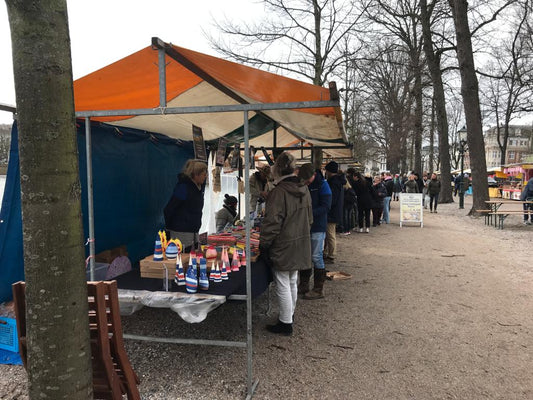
[162,155,445,336]
[163,154,533,337]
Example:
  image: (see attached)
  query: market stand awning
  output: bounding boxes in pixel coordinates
[74,38,350,158]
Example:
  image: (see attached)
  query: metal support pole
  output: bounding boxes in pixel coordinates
[243,110,259,399]
[459,143,465,209]
[158,48,167,108]
[85,118,96,280]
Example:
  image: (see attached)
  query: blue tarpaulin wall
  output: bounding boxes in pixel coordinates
[0,121,194,303]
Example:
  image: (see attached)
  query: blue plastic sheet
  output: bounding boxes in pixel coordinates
[0,121,195,302]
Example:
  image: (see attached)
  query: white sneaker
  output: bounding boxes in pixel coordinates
[365,228,370,233]
[358,228,363,233]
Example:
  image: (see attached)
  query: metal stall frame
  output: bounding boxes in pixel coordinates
[76,39,342,400]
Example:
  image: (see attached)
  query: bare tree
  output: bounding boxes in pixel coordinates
[356,44,415,174]
[364,0,426,175]
[208,0,368,85]
[420,0,455,202]
[5,0,92,398]
[447,0,489,213]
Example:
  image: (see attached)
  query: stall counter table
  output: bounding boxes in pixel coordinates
[115,258,271,323]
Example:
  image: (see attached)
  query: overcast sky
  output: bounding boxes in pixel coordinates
[0,0,262,124]
[1,1,531,127]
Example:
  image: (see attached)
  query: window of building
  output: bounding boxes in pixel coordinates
[508,151,515,160]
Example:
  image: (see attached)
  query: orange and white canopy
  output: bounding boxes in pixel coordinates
[74,38,349,158]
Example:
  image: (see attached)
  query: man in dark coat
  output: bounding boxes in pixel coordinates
[298,163,332,299]
[323,161,346,263]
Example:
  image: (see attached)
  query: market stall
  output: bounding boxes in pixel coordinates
[0,37,350,398]
[502,163,533,199]
[73,37,348,399]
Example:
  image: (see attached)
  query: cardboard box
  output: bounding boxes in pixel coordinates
[95,245,128,264]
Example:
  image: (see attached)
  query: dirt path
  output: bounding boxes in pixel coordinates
[1,196,532,399]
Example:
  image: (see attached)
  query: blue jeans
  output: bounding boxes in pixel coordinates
[382,196,391,223]
[310,232,326,270]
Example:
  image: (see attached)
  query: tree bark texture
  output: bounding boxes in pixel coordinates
[448,0,489,213]
[420,0,454,203]
[6,0,93,398]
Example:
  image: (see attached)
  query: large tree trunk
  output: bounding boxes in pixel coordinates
[420,0,454,203]
[448,0,489,213]
[413,70,423,175]
[6,1,93,398]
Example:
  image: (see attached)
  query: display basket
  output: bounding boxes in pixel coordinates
[0,317,18,353]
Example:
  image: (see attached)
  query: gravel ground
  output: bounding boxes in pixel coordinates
[1,196,532,399]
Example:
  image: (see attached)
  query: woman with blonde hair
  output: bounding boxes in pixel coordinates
[164,159,208,252]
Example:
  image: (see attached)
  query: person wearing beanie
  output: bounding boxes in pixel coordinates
[323,161,346,263]
[260,152,313,335]
[298,163,332,300]
[215,194,238,232]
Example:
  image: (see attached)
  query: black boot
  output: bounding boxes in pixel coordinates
[266,320,293,336]
[303,268,326,300]
[298,269,312,295]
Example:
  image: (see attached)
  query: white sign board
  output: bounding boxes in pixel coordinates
[400,193,423,227]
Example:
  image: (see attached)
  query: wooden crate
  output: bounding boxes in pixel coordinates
[140,252,259,280]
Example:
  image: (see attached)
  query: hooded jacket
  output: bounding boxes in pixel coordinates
[260,176,313,271]
[327,173,347,224]
[164,173,205,233]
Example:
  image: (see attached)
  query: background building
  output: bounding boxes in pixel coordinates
[484,125,533,168]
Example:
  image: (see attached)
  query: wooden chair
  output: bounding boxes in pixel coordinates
[12,281,140,400]
[88,281,140,400]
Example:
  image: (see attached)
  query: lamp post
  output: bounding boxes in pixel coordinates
[457,126,468,209]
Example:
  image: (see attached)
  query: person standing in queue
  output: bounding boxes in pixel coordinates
[259,152,313,336]
[323,161,346,264]
[164,160,208,252]
[348,170,373,233]
[382,173,394,224]
[297,163,331,300]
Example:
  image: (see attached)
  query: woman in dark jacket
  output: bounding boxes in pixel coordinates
[349,171,373,233]
[164,160,207,252]
[371,176,387,227]
[427,173,441,213]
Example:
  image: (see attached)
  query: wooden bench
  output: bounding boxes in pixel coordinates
[13,281,140,400]
[487,210,532,229]
[475,209,494,226]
